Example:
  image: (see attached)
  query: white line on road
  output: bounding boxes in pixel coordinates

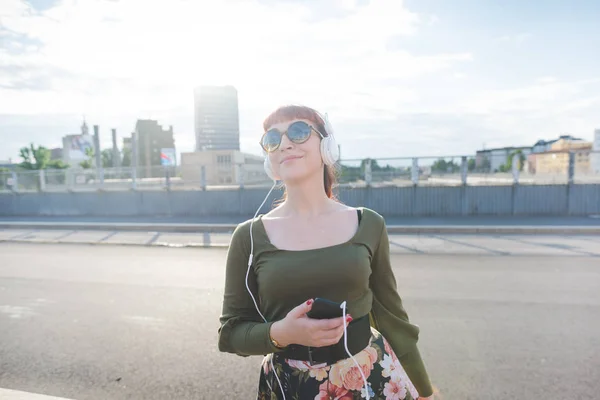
[0,388,74,400]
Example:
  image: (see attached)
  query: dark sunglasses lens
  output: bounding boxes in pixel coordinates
[287,121,311,143]
[262,130,281,152]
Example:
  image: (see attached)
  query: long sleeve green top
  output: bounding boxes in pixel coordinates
[218,207,433,397]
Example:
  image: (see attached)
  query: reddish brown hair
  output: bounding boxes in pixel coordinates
[263,105,337,199]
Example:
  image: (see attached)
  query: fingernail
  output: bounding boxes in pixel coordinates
[307,299,313,306]
[346,315,353,321]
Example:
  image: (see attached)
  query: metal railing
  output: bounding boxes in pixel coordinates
[1,150,599,193]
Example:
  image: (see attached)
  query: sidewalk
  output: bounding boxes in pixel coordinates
[1,215,600,236]
[1,215,600,253]
[1,226,599,256]
[1,214,599,226]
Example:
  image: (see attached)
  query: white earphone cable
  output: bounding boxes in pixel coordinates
[340,301,370,399]
[246,181,286,400]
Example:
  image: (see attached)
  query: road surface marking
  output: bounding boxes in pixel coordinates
[0,388,74,400]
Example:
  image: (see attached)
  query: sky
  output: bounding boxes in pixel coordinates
[1,0,599,164]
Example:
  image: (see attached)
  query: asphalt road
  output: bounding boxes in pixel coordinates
[0,243,599,400]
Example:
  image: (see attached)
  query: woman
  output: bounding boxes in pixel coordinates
[218,105,435,400]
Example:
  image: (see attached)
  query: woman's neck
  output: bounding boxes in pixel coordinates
[279,173,334,218]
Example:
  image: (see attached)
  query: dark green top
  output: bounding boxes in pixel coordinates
[218,207,433,397]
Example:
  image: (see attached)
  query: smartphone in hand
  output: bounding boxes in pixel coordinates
[307,298,344,320]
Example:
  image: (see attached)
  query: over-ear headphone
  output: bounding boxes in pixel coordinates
[263,111,339,181]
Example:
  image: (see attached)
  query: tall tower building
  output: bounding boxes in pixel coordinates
[194,85,240,151]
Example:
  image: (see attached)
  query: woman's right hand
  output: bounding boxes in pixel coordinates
[270,299,352,348]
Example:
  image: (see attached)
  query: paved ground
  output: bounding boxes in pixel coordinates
[0,242,599,399]
[1,228,600,257]
[1,214,600,226]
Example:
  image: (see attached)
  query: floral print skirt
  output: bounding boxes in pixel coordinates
[258,327,420,400]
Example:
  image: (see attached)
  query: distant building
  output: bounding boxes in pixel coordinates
[528,135,584,173]
[475,146,532,172]
[50,147,63,161]
[0,160,14,169]
[134,119,176,178]
[591,129,600,173]
[534,137,592,175]
[120,137,132,167]
[194,85,240,151]
[531,135,581,154]
[181,150,266,186]
[123,137,132,151]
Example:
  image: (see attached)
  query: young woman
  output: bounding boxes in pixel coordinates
[218,105,435,400]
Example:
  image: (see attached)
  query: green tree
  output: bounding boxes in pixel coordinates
[80,147,94,169]
[500,150,526,173]
[339,164,361,183]
[468,158,476,172]
[122,148,132,167]
[19,143,51,170]
[48,159,69,169]
[509,150,526,172]
[17,144,70,189]
[102,149,115,168]
[360,158,380,172]
[431,158,460,173]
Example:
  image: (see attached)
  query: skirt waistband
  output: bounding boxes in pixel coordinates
[279,314,371,365]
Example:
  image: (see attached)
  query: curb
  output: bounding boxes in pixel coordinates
[1,222,599,235]
[0,238,229,249]
[3,239,598,258]
[0,221,237,233]
[385,225,600,235]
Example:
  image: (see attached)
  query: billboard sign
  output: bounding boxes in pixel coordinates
[160,148,176,166]
[68,134,94,161]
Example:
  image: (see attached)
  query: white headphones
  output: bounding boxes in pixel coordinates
[263,111,340,181]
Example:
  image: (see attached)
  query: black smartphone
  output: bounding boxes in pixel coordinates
[307,298,343,320]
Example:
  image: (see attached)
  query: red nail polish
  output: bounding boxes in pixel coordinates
[307,299,313,306]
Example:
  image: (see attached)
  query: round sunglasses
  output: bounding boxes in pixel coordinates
[259,121,325,153]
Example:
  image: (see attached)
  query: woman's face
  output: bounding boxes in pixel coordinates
[265,118,323,183]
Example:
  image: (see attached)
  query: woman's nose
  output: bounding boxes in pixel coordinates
[279,133,294,149]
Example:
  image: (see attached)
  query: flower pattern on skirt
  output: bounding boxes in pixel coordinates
[258,328,420,400]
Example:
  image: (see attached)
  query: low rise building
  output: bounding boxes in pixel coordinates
[534,137,592,175]
[475,146,532,172]
[180,150,268,186]
[592,129,600,174]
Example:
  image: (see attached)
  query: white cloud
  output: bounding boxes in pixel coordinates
[0,0,469,114]
[0,0,477,161]
[457,78,600,114]
[536,76,558,84]
[0,0,598,163]
[429,14,440,25]
[497,32,532,45]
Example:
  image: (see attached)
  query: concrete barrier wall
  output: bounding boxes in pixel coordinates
[1,184,599,217]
